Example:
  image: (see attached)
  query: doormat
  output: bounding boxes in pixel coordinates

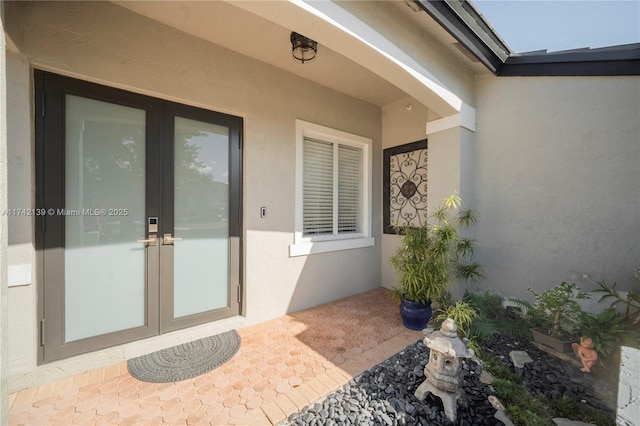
[127,330,241,383]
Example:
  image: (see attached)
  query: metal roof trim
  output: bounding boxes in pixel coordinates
[413,0,640,77]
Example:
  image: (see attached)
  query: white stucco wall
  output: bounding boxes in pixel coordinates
[380,98,433,290]
[474,75,640,299]
[5,1,382,390]
[380,98,478,301]
[618,346,640,425]
[1,1,9,422]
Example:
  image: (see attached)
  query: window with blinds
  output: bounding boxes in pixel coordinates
[303,137,362,237]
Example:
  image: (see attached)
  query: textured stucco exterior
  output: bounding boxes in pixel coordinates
[2,0,638,402]
[4,1,387,390]
[617,346,640,425]
[1,1,9,422]
[474,75,640,298]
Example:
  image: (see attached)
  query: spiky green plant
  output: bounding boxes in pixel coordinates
[435,300,477,339]
[390,193,485,304]
[592,279,640,326]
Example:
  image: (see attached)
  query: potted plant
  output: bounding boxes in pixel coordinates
[389,193,485,330]
[528,281,590,353]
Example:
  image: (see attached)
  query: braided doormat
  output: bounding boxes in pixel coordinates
[127,330,241,383]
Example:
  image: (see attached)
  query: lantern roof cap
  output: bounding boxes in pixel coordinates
[424,319,474,358]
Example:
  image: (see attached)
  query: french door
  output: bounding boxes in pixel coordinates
[35,71,242,363]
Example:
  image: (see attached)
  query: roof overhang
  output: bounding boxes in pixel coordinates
[228,0,467,117]
[415,0,640,77]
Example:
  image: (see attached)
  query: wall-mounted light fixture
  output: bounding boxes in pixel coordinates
[290,32,317,64]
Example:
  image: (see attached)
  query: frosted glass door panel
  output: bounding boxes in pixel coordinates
[64,95,146,342]
[173,117,229,318]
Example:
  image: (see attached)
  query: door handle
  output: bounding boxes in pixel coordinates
[163,233,182,245]
[137,234,157,246]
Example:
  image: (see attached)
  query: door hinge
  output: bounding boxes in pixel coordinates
[237,285,241,303]
[40,319,45,346]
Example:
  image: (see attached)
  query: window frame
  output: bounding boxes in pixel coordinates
[290,120,374,257]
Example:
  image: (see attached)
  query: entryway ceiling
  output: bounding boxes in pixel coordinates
[112,1,411,108]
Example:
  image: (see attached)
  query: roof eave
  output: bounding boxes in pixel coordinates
[414,0,640,77]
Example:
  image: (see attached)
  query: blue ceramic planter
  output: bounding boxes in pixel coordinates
[399,298,432,330]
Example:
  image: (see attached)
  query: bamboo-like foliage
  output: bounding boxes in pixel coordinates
[390,193,485,304]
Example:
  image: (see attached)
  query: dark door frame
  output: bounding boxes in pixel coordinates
[35,70,243,364]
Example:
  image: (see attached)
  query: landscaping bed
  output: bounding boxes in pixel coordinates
[282,333,617,426]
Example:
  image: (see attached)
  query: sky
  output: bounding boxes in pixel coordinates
[472,1,640,53]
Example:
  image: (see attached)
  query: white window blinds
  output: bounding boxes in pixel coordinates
[303,138,334,235]
[303,137,362,236]
[338,144,362,234]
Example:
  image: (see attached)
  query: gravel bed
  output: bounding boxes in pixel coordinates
[483,333,616,411]
[281,333,617,426]
[281,339,502,426]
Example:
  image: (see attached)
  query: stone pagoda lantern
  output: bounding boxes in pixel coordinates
[414,318,474,422]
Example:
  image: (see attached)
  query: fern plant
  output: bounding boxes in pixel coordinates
[463,290,533,341]
[577,308,628,362]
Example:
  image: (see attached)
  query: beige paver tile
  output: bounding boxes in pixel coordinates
[102,364,121,381]
[293,382,319,404]
[282,387,309,410]
[73,397,99,413]
[274,393,298,418]
[12,387,38,409]
[160,396,183,412]
[185,405,209,425]
[162,405,186,424]
[260,388,277,402]
[138,403,162,421]
[235,408,271,425]
[208,410,230,425]
[228,404,248,423]
[70,371,91,389]
[205,399,227,417]
[199,390,222,406]
[338,359,365,377]
[260,399,286,424]
[8,391,17,410]
[8,288,413,426]
[51,375,75,396]
[95,411,119,425]
[119,414,141,426]
[32,381,56,403]
[306,377,331,398]
[49,405,76,425]
[32,395,58,408]
[88,368,105,384]
[325,366,351,385]
[71,408,98,425]
[117,402,142,418]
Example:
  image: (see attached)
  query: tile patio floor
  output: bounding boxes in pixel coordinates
[9,288,423,425]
